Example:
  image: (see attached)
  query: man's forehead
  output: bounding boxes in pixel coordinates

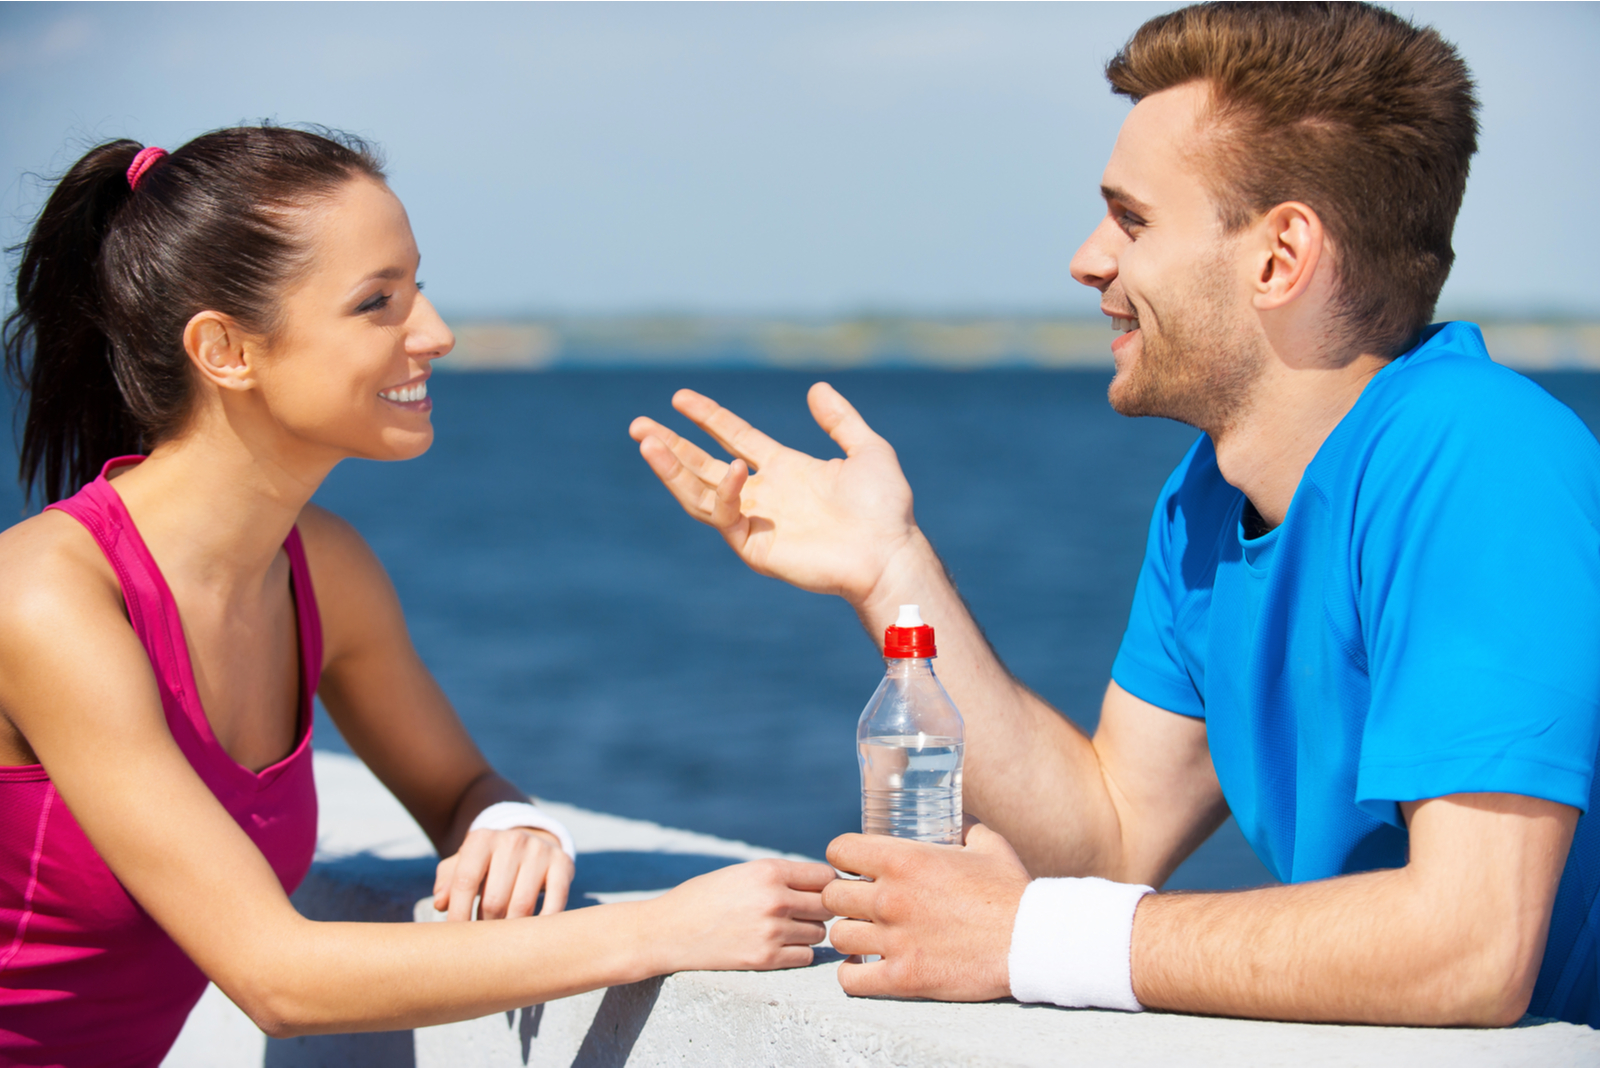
[1100,81,1214,210]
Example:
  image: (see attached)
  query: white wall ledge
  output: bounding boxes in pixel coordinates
[165,752,1600,1067]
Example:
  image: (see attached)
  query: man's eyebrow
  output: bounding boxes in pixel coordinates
[1101,185,1154,217]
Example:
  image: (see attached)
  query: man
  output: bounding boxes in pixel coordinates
[629,2,1600,1027]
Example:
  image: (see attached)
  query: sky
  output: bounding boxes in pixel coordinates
[2,1,1596,320]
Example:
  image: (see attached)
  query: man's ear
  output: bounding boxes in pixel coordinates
[182,311,256,392]
[1250,201,1327,311]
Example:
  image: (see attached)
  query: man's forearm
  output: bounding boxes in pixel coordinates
[1130,793,1576,1027]
[1131,870,1533,1026]
[852,530,1125,876]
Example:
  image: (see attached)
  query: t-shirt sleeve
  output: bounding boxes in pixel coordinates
[1355,371,1600,823]
[1111,447,1208,719]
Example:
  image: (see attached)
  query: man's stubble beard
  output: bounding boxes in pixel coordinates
[1107,251,1266,436]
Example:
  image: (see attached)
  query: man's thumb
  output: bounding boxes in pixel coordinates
[808,382,881,457]
[963,820,1022,862]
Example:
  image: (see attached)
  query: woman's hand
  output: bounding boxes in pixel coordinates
[642,858,836,973]
[433,828,574,920]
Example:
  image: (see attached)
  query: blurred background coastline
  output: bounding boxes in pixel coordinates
[442,315,1600,372]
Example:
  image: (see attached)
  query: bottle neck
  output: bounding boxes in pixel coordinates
[882,656,935,677]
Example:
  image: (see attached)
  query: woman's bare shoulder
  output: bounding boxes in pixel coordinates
[292,503,406,655]
[0,510,122,626]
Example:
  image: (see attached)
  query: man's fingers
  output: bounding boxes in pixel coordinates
[827,832,904,879]
[711,459,750,533]
[820,877,875,921]
[807,382,882,457]
[836,956,897,998]
[638,435,730,526]
[827,918,883,959]
[672,389,784,469]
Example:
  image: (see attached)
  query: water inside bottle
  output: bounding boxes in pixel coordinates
[858,734,964,844]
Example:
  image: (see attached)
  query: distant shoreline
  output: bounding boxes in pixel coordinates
[437,316,1600,372]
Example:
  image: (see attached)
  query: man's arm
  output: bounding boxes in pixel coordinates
[631,385,1226,881]
[823,791,1575,1026]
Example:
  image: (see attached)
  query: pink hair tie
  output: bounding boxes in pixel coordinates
[126,146,167,191]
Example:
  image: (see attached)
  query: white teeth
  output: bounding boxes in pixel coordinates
[1112,317,1139,334]
[380,381,428,403]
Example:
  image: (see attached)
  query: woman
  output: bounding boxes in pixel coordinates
[0,127,833,1067]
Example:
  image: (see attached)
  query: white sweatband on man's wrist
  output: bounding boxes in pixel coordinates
[469,801,577,863]
[1008,876,1153,1011]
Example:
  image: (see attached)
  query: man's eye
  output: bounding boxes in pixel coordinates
[1118,212,1146,233]
[357,292,392,313]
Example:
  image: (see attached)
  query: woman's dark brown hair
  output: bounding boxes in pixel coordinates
[1107,2,1479,358]
[3,126,385,504]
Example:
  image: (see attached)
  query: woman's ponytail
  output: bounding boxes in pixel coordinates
[5,126,384,506]
[4,140,146,504]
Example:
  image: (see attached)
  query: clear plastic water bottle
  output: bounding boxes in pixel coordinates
[857,605,965,844]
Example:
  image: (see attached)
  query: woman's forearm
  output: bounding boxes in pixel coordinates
[237,900,657,1036]
[219,856,831,1037]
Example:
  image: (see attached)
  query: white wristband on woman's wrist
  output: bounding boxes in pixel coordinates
[469,801,577,863]
[1007,876,1153,1012]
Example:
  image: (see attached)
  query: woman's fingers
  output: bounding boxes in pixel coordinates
[504,848,549,920]
[539,852,574,916]
[432,855,457,912]
[446,833,494,922]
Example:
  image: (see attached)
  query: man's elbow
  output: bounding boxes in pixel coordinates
[1428,934,1540,1028]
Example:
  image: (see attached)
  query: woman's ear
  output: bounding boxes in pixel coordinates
[182,311,255,391]
[1250,201,1327,312]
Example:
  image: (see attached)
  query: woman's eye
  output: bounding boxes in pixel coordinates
[356,292,392,314]
[416,280,426,292]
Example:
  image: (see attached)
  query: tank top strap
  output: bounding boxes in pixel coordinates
[282,525,324,702]
[45,458,194,721]
[44,457,323,779]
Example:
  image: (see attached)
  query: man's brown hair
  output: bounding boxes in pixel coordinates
[1107,1,1478,358]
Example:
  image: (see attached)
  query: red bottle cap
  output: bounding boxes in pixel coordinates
[883,604,936,659]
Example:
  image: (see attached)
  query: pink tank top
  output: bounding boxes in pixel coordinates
[0,459,321,1067]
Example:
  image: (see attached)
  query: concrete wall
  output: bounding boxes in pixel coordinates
[164,752,1600,1068]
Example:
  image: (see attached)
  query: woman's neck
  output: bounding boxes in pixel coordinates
[107,421,337,602]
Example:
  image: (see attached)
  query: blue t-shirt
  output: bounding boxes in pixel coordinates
[1111,322,1600,1026]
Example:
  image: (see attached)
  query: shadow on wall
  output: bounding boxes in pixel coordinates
[260,851,748,1067]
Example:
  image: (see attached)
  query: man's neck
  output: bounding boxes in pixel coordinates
[1210,351,1390,530]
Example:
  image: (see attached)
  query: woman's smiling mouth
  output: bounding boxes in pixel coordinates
[379,377,431,410]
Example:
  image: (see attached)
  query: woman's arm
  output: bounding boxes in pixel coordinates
[0,515,833,1035]
[297,504,570,918]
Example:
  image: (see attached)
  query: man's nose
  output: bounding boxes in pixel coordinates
[1070,216,1122,292]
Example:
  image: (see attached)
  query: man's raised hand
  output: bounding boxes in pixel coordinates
[628,383,919,605]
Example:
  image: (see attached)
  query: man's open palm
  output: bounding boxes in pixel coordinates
[628,383,917,604]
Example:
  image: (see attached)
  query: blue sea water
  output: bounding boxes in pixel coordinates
[8,369,1599,890]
